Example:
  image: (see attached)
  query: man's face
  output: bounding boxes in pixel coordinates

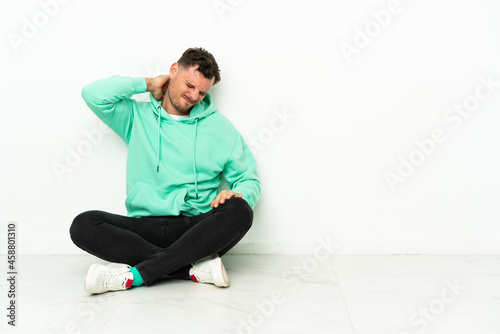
[166,64,215,115]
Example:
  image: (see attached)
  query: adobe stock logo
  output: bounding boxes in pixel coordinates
[52,121,112,183]
[212,0,243,21]
[339,0,404,64]
[401,278,466,333]
[246,106,295,158]
[385,74,499,191]
[7,0,72,54]
[233,236,339,334]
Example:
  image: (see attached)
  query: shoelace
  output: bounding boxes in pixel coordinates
[192,262,214,284]
[102,268,130,290]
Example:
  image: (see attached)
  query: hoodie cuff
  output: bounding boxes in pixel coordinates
[236,189,249,201]
[132,77,147,94]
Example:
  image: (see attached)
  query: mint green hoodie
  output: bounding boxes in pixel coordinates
[81,75,260,217]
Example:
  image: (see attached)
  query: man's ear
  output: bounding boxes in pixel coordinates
[169,63,179,77]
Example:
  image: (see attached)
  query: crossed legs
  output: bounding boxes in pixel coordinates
[69,197,253,286]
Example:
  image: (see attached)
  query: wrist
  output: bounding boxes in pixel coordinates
[130,77,147,94]
[145,77,153,92]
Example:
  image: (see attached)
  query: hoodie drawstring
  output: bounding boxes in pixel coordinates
[156,106,161,172]
[155,105,199,200]
[192,117,199,199]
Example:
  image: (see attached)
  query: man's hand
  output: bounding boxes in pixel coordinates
[145,75,170,101]
[211,190,243,208]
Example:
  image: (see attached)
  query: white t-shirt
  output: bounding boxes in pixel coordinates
[169,114,190,121]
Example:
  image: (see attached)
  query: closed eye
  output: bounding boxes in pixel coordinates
[185,80,207,96]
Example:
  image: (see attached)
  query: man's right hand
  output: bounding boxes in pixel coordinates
[145,75,170,101]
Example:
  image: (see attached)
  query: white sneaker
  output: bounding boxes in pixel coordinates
[84,263,134,294]
[189,253,230,287]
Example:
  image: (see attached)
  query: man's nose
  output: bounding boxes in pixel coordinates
[186,90,199,102]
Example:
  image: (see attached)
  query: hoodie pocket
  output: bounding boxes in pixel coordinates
[125,182,188,216]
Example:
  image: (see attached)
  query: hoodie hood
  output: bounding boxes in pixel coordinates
[148,93,217,199]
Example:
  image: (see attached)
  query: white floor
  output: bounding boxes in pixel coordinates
[1,254,500,334]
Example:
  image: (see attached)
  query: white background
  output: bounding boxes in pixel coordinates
[1,0,500,254]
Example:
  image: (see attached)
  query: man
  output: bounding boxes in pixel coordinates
[70,47,260,294]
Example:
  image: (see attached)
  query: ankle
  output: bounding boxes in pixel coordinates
[129,266,145,287]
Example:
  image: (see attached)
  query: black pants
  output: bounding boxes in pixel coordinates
[69,197,253,286]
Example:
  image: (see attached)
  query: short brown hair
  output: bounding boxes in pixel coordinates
[178,47,221,85]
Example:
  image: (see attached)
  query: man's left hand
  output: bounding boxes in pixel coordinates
[211,190,243,208]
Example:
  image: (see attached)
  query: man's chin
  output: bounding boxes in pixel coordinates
[174,105,192,115]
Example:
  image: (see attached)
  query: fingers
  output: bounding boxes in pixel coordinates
[218,193,232,205]
[151,75,169,101]
[159,75,170,87]
[162,78,170,91]
[211,194,227,208]
[158,78,170,102]
[211,191,243,208]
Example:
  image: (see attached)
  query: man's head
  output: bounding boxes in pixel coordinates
[165,47,220,115]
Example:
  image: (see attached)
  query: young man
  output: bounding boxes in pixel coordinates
[70,48,260,294]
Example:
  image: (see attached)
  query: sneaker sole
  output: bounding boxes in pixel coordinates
[84,263,100,294]
[215,257,230,288]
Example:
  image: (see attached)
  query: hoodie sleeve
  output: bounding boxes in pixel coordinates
[223,134,261,209]
[81,76,147,144]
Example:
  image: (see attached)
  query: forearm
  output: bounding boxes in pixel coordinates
[232,179,261,208]
[81,76,146,143]
[224,135,261,208]
[81,76,146,110]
